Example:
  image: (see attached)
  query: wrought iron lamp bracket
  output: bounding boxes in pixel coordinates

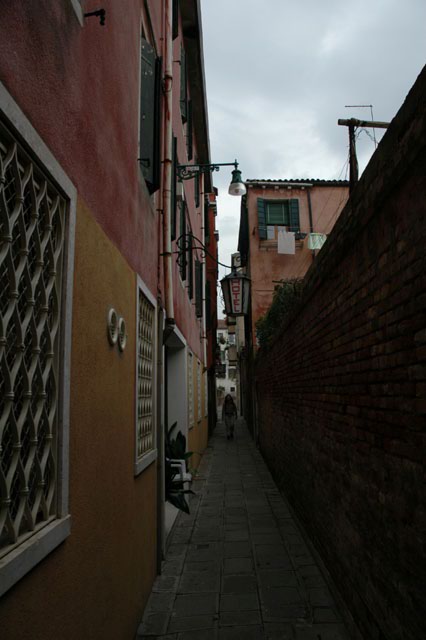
[176,161,238,181]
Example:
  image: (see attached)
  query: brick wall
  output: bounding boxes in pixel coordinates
[255,66,426,640]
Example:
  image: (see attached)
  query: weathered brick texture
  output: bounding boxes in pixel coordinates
[255,66,426,640]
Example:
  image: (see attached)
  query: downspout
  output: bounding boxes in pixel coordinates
[162,0,175,329]
[306,187,315,262]
[200,175,208,410]
[156,0,174,571]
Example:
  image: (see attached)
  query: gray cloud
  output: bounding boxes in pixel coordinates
[200,0,426,275]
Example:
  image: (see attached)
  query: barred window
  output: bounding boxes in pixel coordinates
[0,84,74,597]
[135,281,157,475]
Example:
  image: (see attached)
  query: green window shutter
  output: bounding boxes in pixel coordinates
[205,280,211,329]
[179,203,187,280]
[139,38,161,193]
[180,46,188,123]
[257,198,267,239]
[187,100,193,161]
[204,195,210,244]
[172,0,179,39]
[171,136,177,240]
[195,260,203,317]
[289,199,300,232]
[188,229,193,299]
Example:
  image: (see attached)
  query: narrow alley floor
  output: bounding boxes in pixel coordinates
[137,419,352,640]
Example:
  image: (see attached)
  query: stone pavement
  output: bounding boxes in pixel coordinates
[137,419,352,640]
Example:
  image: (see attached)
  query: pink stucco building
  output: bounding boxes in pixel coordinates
[238,179,349,341]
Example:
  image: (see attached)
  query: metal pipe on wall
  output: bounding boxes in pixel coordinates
[162,0,175,326]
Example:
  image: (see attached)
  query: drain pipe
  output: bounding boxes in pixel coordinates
[162,0,175,329]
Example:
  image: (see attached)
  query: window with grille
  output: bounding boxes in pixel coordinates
[135,283,157,475]
[187,351,194,429]
[0,84,74,596]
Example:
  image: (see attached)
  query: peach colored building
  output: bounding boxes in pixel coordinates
[238,179,349,341]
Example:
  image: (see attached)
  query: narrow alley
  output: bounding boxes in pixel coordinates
[138,420,352,640]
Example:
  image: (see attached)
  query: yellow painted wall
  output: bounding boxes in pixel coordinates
[0,201,157,640]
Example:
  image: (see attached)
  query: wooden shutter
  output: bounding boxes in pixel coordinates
[139,38,161,193]
[179,203,187,280]
[205,280,211,329]
[188,230,193,299]
[180,46,188,123]
[204,195,210,244]
[171,136,177,240]
[195,260,203,317]
[257,198,267,239]
[172,0,179,39]
[289,199,300,232]
[187,100,193,161]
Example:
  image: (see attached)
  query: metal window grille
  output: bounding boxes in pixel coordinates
[0,123,66,556]
[187,351,194,428]
[197,361,201,421]
[137,290,155,458]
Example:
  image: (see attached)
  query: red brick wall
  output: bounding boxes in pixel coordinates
[255,66,426,640]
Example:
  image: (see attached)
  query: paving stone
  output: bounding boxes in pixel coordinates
[308,588,335,607]
[167,544,188,558]
[162,558,185,576]
[293,623,350,639]
[178,571,220,594]
[223,541,252,558]
[219,593,260,611]
[153,575,180,593]
[223,557,254,574]
[168,615,217,633]
[222,574,257,594]
[172,593,218,617]
[263,623,294,639]
[145,590,176,613]
[218,625,265,640]
[224,529,250,541]
[177,629,218,640]
[313,607,340,623]
[219,610,261,626]
[258,570,299,589]
[183,561,220,574]
[137,612,170,636]
[186,543,222,562]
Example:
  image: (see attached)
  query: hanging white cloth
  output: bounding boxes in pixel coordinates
[277,228,295,254]
[308,233,327,250]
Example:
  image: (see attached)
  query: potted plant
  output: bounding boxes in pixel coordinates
[165,422,194,514]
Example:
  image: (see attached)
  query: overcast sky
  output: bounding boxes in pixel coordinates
[200,0,426,302]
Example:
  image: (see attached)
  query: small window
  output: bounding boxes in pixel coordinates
[139,36,162,194]
[0,84,75,596]
[257,198,300,239]
[135,280,157,475]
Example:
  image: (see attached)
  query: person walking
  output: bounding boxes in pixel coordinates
[222,394,237,440]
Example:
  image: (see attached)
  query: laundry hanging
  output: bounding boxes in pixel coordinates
[308,233,327,250]
[277,228,295,254]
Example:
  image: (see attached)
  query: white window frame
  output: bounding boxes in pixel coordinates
[135,276,158,476]
[0,81,76,597]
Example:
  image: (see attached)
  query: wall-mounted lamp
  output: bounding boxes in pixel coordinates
[176,160,247,197]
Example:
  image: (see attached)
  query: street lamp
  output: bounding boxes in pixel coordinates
[177,160,246,197]
[220,270,250,317]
